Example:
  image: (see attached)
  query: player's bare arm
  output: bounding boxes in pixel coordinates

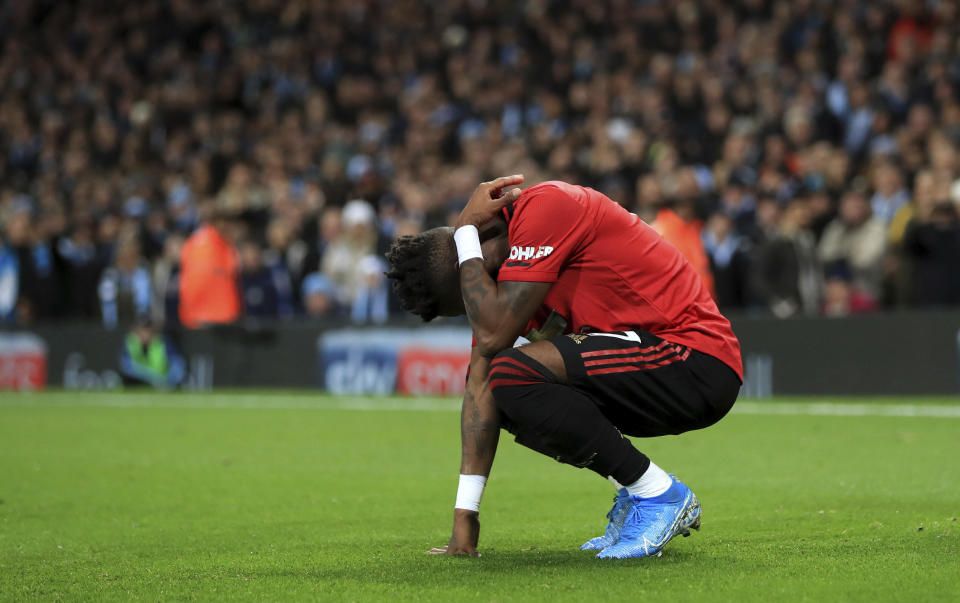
[460,263,550,356]
[428,350,494,556]
[429,340,566,557]
[429,177,552,556]
[456,175,552,356]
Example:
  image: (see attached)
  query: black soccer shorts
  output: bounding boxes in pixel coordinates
[547,329,741,438]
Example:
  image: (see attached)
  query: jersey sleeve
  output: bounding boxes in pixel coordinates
[497,185,587,283]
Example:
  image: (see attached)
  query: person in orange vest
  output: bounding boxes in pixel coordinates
[178,206,242,328]
[652,199,717,300]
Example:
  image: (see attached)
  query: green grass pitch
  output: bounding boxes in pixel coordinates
[1,392,958,601]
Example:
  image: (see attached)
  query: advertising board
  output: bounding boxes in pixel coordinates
[318,327,472,395]
[0,332,47,390]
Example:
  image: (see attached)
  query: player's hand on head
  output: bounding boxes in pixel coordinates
[457,174,524,229]
[485,174,524,201]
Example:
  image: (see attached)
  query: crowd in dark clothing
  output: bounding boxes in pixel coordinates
[2,0,960,328]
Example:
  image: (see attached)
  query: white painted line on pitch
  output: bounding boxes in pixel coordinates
[0,393,463,412]
[731,401,960,418]
[2,394,960,417]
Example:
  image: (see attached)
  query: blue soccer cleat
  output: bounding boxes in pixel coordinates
[580,488,630,550]
[597,477,701,559]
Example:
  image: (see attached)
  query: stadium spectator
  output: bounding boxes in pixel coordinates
[322,199,388,322]
[652,199,715,298]
[118,319,185,390]
[902,202,960,306]
[98,237,152,330]
[350,255,390,325]
[752,199,822,318]
[301,272,340,319]
[0,235,16,323]
[262,219,303,313]
[822,261,879,317]
[5,207,62,321]
[151,233,184,328]
[216,163,269,216]
[299,206,343,291]
[805,187,838,242]
[870,162,910,225]
[702,212,752,310]
[818,190,888,303]
[239,240,294,319]
[58,217,102,319]
[178,208,241,329]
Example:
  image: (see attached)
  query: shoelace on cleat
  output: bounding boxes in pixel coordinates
[604,497,617,521]
[582,492,632,550]
[609,498,687,551]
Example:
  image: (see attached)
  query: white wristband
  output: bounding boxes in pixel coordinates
[455,474,487,512]
[454,225,483,265]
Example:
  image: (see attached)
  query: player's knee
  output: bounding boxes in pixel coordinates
[489,348,554,390]
[488,348,557,416]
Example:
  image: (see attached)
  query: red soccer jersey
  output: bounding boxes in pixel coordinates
[497,181,743,380]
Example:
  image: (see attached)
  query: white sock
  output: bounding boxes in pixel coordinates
[624,461,673,498]
[607,475,624,491]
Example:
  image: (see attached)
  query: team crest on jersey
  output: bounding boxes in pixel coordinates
[509,245,554,261]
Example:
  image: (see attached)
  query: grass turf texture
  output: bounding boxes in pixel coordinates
[1,393,958,601]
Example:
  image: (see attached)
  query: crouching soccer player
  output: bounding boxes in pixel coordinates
[385,176,742,559]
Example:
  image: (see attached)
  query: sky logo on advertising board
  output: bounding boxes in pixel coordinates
[322,346,397,395]
[319,328,473,396]
[509,245,554,261]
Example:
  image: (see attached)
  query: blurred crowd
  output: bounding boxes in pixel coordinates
[2,0,960,329]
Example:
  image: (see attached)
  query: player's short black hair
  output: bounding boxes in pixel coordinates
[385,227,459,322]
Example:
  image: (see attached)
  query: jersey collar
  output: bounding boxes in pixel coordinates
[502,203,516,223]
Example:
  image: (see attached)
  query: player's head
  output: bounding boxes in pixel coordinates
[386,227,462,321]
[385,220,508,321]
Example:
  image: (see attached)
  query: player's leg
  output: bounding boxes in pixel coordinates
[488,336,736,498]
[489,332,739,558]
[488,343,653,489]
[488,342,679,554]
[546,330,740,558]
[550,331,740,440]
